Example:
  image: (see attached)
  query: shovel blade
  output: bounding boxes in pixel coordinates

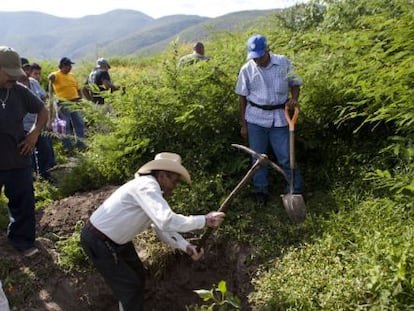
[282,194,306,224]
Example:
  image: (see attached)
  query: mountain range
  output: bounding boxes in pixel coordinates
[0,9,279,61]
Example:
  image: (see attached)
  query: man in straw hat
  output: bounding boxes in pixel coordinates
[80,152,225,311]
[0,47,48,257]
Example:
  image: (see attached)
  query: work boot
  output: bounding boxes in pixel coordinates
[255,192,269,206]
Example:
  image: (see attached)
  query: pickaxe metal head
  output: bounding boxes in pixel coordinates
[231,144,287,180]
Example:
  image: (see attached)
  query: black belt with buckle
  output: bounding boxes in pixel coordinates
[248,100,286,110]
[85,219,119,245]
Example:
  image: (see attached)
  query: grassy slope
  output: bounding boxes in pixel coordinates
[249,189,414,310]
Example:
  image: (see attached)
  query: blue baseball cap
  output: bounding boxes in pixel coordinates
[246,35,267,60]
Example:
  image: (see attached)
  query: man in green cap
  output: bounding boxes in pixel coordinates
[0,46,48,257]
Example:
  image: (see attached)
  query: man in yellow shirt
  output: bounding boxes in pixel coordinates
[48,57,86,151]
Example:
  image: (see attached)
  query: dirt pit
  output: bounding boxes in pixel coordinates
[1,186,257,310]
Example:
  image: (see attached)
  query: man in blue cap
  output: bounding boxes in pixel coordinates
[235,34,303,204]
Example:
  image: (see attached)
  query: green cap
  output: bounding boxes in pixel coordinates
[0,46,25,79]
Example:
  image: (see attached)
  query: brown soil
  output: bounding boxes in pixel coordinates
[1,186,257,311]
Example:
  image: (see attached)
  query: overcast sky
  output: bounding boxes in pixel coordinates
[1,0,305,19]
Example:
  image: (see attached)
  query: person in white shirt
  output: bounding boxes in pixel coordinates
[80,152,225,311]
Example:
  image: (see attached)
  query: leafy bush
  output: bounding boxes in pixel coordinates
[71,42,246,201]
[56,221,91,272]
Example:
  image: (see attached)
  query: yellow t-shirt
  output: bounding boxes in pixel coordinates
[51,70,80,101]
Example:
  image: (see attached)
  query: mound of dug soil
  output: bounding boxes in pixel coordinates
[2,186,257,310]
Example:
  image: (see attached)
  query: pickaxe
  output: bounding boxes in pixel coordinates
[197,144,286,249]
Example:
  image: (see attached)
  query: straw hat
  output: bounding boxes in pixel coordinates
[136,152,191,184]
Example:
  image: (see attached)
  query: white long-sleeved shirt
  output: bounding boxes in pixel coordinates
[89,175,206,251]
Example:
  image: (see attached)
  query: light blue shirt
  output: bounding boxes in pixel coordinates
[22,79,47,131]
[235,53,302,128]
[28,77,46,101]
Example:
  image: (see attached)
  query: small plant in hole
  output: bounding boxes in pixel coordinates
[188,280,241,310]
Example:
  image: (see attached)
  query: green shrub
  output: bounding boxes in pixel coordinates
[56,222,91,272]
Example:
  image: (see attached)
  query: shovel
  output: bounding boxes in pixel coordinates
[281,105,306,224]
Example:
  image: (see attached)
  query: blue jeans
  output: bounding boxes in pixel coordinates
[247,123,303,194]
[81,226,145,311]
[58,102,86,151]
[0,167,36,251]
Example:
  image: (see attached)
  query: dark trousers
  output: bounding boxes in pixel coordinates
[32,133,56,178]
[80,225,145,311]
[0,167,35,251]
[92,95,104,105]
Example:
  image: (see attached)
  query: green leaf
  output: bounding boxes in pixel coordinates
[194,289,213,301]
[217,280,227,295]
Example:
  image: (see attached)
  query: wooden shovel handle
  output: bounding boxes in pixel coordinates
[285,105,299,131]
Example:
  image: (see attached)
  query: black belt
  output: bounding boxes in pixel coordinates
[248,100,285,110]
[85,219,119,245]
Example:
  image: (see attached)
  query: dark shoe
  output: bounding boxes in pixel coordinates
[255,192,269,205]
[38,171,57,183]
[76,141,87,150]
[22,247,39,257]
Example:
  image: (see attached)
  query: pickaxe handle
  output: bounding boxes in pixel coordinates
[197,159,263,249]
[197,144,288,249]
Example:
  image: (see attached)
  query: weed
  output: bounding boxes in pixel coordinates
[55,221,91,272]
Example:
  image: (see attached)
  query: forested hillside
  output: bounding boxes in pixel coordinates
[1,0,413,309]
